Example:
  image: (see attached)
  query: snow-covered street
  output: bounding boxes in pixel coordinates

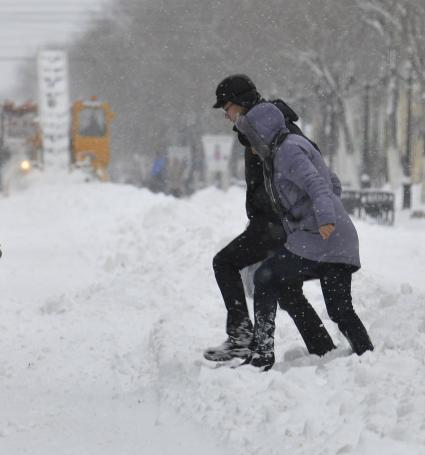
[1,160,425,455]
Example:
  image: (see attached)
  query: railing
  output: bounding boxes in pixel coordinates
[341,190,395,225]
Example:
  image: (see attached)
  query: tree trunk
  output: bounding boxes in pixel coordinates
[336,96,355,156]
[386,49,403,189]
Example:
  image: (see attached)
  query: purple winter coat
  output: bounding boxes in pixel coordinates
[236,102,360,268]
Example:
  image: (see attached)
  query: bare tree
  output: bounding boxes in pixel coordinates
[9,0,396,189]
[273,0,386,186]
[357,0,425,193]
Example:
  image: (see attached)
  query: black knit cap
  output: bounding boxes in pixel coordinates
[213,74,260,109]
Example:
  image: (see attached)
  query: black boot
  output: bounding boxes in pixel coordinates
[203,336,252,361]
[243,308,277,371]
[204,319,253,361]
[241,351,275,371]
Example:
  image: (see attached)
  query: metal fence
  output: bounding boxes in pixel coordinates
[341,190,395,225]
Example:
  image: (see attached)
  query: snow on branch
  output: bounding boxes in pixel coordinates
[356,0,403,31]
[364,18,386,37]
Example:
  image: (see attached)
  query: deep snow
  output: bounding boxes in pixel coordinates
[1,155,425,455]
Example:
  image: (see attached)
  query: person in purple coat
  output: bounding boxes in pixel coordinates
[204,74,336,363]
[235,102,374,370]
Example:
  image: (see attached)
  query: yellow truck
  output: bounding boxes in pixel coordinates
[70,97,114,181]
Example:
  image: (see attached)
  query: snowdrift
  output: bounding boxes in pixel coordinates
[1,158,425,455]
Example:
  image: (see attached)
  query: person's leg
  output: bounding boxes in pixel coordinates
[250,265,280,369]
[278,281,336,356]
[250,249,334,369]
[212,221,284,339]
[319,264,374,355]
[204,222,284,361]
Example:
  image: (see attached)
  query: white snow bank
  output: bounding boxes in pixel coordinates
[1,155,425,455]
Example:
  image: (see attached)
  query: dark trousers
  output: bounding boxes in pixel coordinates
[253,248,374,355]
[213,222,335,355]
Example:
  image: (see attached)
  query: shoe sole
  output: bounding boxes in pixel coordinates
[203,348,251,362]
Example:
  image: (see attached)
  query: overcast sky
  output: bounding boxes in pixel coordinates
[0,0,110,98]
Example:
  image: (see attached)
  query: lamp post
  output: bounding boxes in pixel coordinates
[361,83,371,189]
[402,61,413,209]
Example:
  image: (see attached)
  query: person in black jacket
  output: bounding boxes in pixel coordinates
[203,74,336,362]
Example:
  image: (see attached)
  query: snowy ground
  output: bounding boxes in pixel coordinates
[1,155,425,455]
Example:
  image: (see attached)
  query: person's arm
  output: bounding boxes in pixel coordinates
[275,144,336,231]
[245,150,272,214]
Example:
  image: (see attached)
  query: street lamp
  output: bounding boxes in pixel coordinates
[402,60,413,209]
[361,83,371,189]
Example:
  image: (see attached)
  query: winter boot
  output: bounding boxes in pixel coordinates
[240,351,275,371]
[250,351,275,371]
[203,335,252,362]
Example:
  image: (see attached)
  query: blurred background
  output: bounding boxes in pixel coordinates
[1,0,425,208]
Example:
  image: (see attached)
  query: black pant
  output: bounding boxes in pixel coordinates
[253,248,374,355]
[213,221,335,355]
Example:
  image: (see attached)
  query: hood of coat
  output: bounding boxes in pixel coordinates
[235,102,289,159]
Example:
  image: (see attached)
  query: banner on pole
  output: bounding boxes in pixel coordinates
[37,50,70,154]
